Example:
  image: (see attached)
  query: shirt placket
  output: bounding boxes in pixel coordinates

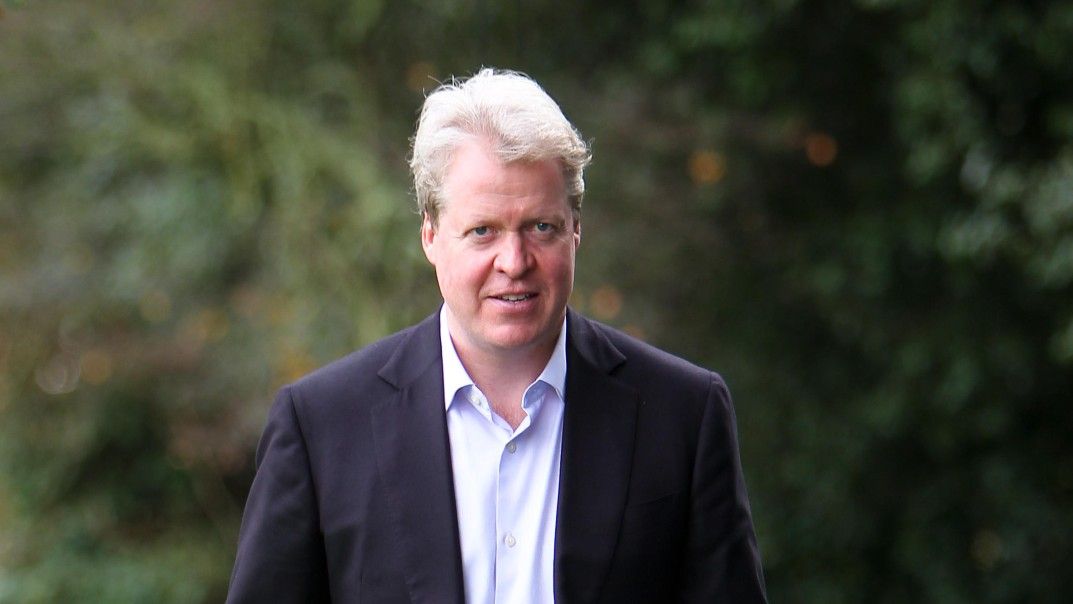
[492,384,543,603]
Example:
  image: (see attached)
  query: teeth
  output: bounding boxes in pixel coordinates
[500,294,530,301]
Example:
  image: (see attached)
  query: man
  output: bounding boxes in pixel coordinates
[228,68,766,603]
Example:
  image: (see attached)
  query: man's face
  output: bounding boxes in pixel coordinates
[421,140,580,361]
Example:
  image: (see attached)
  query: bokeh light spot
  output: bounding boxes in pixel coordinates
[971,529,1003,570]
[406,61,437,93]
[35,354,80,395]
[80,349,114,385]
[178,307,230,352]
[230,285,263,320]
[197,308,230,343]
[689,149,727,185]
[277,348,316,385]
[805,132,838,167]
[590,285,623,321]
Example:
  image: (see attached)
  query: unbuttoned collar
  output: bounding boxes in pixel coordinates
[438,304,568,410]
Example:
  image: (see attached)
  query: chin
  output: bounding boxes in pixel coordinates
[485,327,552,353]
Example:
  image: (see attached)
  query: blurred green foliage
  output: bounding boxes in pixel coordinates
[1,0,1071,602]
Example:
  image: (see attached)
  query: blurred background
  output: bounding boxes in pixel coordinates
[2,0,1072,601]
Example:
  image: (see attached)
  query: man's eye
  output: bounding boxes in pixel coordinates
[471,226,491,237]
[534,222,554,233]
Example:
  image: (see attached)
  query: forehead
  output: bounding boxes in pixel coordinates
[441,142,568,217]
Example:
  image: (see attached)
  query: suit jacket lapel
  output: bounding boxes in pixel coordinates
[370,313,465,603]
[555,310,642,603]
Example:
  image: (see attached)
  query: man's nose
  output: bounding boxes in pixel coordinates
[493,232,532,278]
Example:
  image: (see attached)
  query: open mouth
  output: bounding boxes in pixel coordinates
[495,293,535,302]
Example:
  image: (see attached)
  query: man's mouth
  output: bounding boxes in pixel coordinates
[494,293,535,302]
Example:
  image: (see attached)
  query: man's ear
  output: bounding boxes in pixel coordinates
[420,214,437,265]
[573,216,581,250]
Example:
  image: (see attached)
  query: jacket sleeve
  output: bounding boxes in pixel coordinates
[227,386,330,603]
[679,373,768,603]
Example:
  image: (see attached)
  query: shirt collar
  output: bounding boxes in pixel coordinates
[439,304,568,410]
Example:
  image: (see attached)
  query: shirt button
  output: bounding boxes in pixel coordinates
[505,533,517,548]
[506,442,517,454]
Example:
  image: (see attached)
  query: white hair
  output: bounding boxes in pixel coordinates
[409,68,591,224]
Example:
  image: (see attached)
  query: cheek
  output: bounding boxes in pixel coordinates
[441,252,491,290]
[543,247,576,281]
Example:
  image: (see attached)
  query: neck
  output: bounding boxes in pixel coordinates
[445,316,561,431]
[453,337,553,395]
[457,343,550,430]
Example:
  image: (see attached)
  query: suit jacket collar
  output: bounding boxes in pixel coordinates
[370,312,466,603]
[377,312,442,389]
[370,309,641,603]
[555,309,642,602]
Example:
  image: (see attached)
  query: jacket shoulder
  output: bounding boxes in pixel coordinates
[285,316,435,411]
[579,315,717,385]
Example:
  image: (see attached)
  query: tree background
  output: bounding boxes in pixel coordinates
[2,0,1071,602]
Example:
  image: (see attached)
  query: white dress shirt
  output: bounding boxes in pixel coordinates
[439,305,566,604]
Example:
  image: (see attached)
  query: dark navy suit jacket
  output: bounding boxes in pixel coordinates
[227,310,766,603]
